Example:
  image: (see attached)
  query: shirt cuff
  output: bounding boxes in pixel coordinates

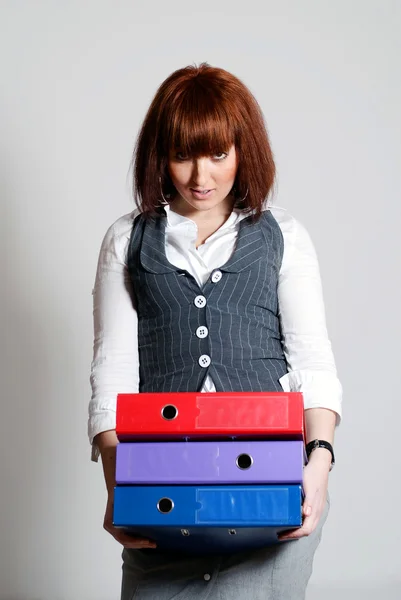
[279,370,343,425]
[88,410,116,463]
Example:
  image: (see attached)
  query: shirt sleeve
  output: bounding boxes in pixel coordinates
[276,210,343,424]
[88,211,140,462]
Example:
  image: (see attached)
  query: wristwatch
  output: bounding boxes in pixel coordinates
[305,439,335,471]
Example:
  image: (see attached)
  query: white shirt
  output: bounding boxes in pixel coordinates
[89,203,343,461]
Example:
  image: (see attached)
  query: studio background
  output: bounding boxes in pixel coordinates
[1,1,400,599]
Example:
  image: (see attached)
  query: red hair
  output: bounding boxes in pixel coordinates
[132,63,276,218]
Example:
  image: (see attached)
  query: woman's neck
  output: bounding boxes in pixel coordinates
[169,195,235,225]
[169,196,236,248]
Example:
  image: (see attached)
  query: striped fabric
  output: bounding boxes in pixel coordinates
[126,208,288,393]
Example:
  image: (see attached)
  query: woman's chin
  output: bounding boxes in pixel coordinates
[177,192,234,213]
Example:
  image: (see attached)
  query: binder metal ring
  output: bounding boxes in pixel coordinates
[161,405,178,420]
[157,497,174,513]
[236,453,253,470]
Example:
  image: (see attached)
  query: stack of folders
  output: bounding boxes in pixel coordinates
[113,391,305,554]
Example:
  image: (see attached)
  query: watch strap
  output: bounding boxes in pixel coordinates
[306,439,335,470]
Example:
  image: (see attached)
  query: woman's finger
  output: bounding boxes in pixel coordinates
[123,542,156,548]
[121,538,157,548]
[119,535,156,548]
[105,521,157,548]
[302,500,312,517]
[279,500,322,541]
[279,515,316,540]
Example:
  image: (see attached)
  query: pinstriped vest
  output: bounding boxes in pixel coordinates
[126,208,288,393]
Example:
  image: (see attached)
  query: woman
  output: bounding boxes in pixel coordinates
[88,62,342,599]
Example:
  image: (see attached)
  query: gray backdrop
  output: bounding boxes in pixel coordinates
[1,1,400,599]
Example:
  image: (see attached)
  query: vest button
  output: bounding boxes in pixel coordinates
[198,354,211,368]
[211,269,222,283]
[203,573,211,581]
[196,326,209,339]
[194,295,207,308]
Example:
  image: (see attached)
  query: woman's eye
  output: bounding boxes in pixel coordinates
[175,152,189,161]
[173,151,227,161]
[213,152,228,160]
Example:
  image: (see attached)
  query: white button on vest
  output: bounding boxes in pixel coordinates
[194,295,207,308]
[211,270,222,283]
[204,573,211,581]
[196,326,209,339]
[199,354,211,368]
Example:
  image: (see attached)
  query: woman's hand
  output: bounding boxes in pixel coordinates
[278,448,331,541]
[94,431,157,549]
[103,495,157,549]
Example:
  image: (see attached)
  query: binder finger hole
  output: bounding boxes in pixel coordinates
[236,453,253,470]
[161,405,178,420]
[157,497,174,514]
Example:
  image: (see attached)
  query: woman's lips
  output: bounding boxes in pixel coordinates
[190,188,215,199]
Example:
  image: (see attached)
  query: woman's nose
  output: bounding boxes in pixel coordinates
[191,159,209,186]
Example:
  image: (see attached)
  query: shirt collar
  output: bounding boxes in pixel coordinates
[163,202,250,231]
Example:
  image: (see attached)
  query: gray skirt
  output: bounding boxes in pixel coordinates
[120,497,329,600]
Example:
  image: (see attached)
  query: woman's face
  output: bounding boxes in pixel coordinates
[167,145,238,214]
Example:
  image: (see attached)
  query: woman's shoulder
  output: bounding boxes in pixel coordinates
[98,207,141,263]
[263,201,299,239]
[109,206,141,233]
[263,202,316,259]
[266,202,294,224]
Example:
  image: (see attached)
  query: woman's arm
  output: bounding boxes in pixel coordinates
[89,214,140,463]
[89,212,156,549]
[276,210,342,431]
[94,430,119,495]
[304,407,336,465]
[275,210,342,539]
